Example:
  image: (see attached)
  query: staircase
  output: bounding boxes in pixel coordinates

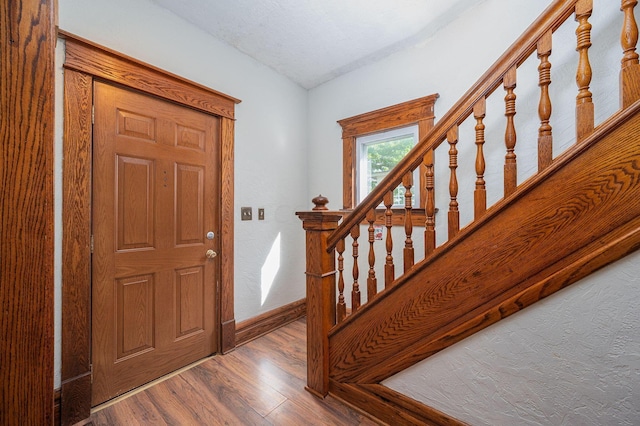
[298,1,640,424]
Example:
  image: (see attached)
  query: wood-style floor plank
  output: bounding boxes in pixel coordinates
[82,318,379,425]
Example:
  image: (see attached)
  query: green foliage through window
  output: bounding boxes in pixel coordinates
[366,136,414,174]
[365,136,414,204]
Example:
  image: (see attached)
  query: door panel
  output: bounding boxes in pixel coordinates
[92,81,220,406]
[116,274,155,360]
[176,164,204,245]
[175,266,205,338]
[116,156,155,250]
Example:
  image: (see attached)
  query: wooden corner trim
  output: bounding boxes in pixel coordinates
[221,319,237,354]
[60,375,92,426]
[54,388,61,426]
[59,31,241,119]
[236,299,307,346]
[337,94,439,137]
[329,381,466,426]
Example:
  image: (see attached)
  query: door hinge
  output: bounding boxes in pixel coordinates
[90,364,93,384]
[92,104,95,124]
[90,234,94,253]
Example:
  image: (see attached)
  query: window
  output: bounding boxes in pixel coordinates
[338,94,438,220]
[357,125,419,206]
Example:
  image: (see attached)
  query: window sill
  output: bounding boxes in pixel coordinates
[342,208,438,227]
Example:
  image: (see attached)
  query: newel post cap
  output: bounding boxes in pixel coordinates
[312,194,329,210]
[296,195,343,231]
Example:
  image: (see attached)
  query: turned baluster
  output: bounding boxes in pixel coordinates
[621,0,640,107]
[366,209,377,300]
[538,30,553,171]
[424,150,436,256]
[504,66,518,197]
[448,126,460,239]
[383,191,395,288]
[575,0,594,141]
[403,172,414,271]
[350,226,361,312]
[336,238,346,323]
[474,98,487,220]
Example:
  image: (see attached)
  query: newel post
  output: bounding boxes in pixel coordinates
[296,195,342,398]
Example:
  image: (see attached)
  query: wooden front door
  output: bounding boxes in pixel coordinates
[91,81,220,405]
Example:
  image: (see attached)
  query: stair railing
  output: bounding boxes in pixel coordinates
[298,0,640,397]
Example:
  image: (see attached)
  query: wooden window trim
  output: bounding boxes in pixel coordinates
[338,94,439,226]
[59,31,240,425]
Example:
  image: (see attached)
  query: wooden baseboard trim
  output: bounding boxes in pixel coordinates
[329,381,466,426]
[221,319,237,354]
[235,299,306,346]
[61,373,92,426]
[54,388,61,426]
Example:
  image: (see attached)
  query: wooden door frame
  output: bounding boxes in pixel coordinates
[59,32,240,425]
[1,0,55,423]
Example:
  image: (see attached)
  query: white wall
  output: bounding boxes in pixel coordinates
[307,0,637,423]
[55,0,309,388]
[383,251,640,425]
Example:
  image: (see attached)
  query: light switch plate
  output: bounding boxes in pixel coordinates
[258,208,265,220]
[241,207,252,220]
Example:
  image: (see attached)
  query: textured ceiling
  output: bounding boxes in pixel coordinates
[150,0,485,89]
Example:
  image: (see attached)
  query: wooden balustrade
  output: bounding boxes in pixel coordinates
[621,0,640,107]
[538,30,553,171]
[474,98,487,220]
[366,209,378,299]
[383,191,395,288]
[299,0,640,400]
[350,226,361,313]
[336,238,346,324]
[424,150,437,255]
[447,126,460,239]
[503,66,518,197]
[402,173,415,271]
[575,0,594,141]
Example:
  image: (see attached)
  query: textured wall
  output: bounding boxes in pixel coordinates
[384,251,640,425]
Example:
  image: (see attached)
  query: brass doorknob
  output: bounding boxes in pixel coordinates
[206,249,217,259]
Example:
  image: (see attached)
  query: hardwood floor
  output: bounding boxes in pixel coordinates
[81,318,380,425]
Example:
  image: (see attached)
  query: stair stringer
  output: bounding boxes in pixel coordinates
[328,102,640,386]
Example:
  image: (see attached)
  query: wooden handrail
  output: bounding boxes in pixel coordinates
[327,0,578,250]
[299,0,640,404]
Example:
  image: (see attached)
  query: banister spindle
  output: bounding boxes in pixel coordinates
[503,66,518,197]
[474,98,487,220]
[575,0,594,141]
[384,191,395,288]
[538,30,553,171]
[403,172,414,272]
[336,238,346,323]
[424,150,436,256]
[366,209,377,300]
[621,0,640,107]
[350,226,361,312]
[448,126,460,239]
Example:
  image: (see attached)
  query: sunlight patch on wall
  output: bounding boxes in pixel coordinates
[261,233,281,305]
